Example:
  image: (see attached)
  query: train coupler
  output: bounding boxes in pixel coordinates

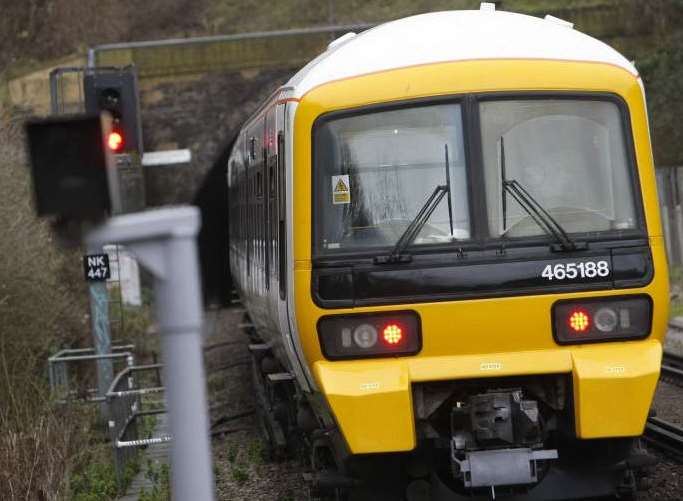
[450,389,558,489]
[451,447,558,489]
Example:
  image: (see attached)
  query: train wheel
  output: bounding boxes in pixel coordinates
[308,437,349,501]
[250,352,288,461]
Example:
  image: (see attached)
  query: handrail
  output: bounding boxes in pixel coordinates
[48,344,135,361]
[106,362,168,486]
[106,363,163,397]
[88,23,375,60]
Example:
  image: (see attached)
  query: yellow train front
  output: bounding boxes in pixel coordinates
[228,7,669,500]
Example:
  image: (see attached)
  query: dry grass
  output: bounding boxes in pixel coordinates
[0,0,208,77]
[0,111,95,499]
[0,407,93,501]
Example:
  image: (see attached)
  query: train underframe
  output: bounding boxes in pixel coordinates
[246,325,654,500]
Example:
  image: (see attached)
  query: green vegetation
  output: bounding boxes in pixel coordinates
[70,454,139,501]
[226,444,238,463]
[67,419,142,500]
[669,266,683,319]
[246,438,265,465]
[230,465,250,484]
[70,460,118,501]
[669,300,683,319]
[139,461,170,501]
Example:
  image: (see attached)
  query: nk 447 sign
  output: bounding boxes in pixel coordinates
[83,253,111,281]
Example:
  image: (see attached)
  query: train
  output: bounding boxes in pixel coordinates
[224,5,669,500]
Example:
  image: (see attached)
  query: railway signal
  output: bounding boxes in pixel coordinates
[84,67,142,154]
[24,114,120,220]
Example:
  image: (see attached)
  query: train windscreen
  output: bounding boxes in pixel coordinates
[479,99,638,239]
[314,103,470,254]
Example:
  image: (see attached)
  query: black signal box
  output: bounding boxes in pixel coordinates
[25,114,120,218]
[84,68,142,154]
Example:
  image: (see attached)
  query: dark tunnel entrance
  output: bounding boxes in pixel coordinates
[193,134,237,307]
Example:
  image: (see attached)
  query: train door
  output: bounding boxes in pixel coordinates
[274,101,312,391]
[265,107,275,295]
[246,117,265,303]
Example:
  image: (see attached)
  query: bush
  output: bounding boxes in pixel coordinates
[0,111,92,498]
[70,460,118,501]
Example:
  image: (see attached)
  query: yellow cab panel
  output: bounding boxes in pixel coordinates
[292,60,668,453]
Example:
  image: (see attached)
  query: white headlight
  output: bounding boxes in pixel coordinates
[353,323,378,348]
[594,307,618,332]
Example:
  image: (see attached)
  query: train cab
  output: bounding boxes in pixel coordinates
[228,6,668,500]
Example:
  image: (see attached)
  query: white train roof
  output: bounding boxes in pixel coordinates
[286,8,638,98]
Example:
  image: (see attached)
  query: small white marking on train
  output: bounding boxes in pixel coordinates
[480,362,502,371]
[360,382,380,390]
[605,366,625,374]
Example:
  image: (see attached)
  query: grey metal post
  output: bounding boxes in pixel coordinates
[88,257,114,412]
[87,206,214,501]
[49,69,60,114]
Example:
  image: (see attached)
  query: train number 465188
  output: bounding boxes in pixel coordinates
[541,261,610,281]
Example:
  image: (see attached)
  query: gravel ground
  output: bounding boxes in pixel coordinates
[652,381,683,427]
[202,307,683,500]
[636,381,683,501]
[204,307,308,501]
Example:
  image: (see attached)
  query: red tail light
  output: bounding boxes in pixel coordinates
[318,311,421,360]
[553,296,652,345]
[568,309,590,333]
[382,324,403,345]
[107,131,124,152]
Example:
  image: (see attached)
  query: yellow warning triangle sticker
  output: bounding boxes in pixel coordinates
[334,178,348,192]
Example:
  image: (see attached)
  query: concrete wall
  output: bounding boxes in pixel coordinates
[6,55,86,115]
[140,67,296,205]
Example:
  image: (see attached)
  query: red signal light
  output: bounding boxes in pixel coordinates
[107,131,124,152]
[382,324,403,345]
[568,309,590,333]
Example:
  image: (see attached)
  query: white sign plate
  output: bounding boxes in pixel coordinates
[142,149,192,167]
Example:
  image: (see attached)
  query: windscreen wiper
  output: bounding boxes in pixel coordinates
[375,145,453,264]
[500,137,585,252]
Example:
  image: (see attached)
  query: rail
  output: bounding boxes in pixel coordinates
[48,345,135,403]
[645,324,683,462]
[105,363,168,486]
[661,352,683,387]
[644,417,683,462]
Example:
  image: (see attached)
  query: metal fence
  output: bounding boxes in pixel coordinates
[88,24,375,78]
[106,363,168,485]
[656,167,683,268]
[48,345,135,403]
[48,66,87,115]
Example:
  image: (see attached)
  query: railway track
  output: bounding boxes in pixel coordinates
[663,320,683,386]
[644,324,683,461]
[644,417,683,462]
[661,352,683,387]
